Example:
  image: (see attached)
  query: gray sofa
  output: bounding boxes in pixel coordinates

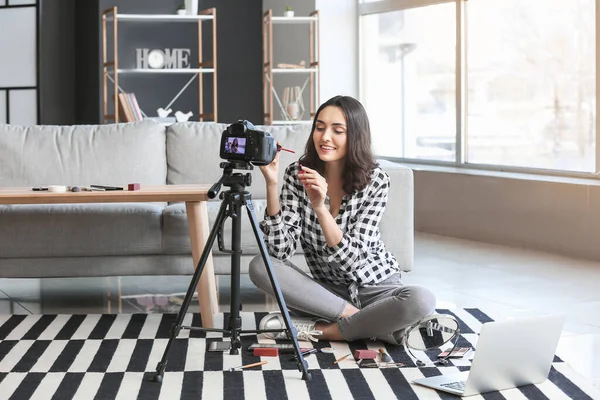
[0,120,414,278]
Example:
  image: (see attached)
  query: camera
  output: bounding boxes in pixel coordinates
[220,120,277,166]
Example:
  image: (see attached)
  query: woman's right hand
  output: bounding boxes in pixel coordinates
[259,149,280,186]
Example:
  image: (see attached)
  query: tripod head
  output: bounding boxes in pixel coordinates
[208,161,254,199]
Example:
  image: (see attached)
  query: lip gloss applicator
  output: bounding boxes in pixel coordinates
[277,144,295,154]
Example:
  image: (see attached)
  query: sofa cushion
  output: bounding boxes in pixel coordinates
[166,122,311,198]
[0,121,167,187]
[377,160,414,272]
[0,203,164,258]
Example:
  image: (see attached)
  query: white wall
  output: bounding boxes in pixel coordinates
[315,0,359,100]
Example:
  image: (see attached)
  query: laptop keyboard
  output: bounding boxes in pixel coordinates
[440,381,466,391]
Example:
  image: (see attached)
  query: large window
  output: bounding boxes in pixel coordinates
[361,4,456,161]
[0,2,38,125]
[359,0,597,174]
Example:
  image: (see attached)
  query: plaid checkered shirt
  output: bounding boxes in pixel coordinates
[260,161,400,307]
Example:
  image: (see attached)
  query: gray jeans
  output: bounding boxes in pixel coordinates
[248,255,436,344]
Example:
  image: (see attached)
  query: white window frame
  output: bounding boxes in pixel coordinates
[358,0,600,179]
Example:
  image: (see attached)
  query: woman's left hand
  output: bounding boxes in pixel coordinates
[298,165,327,210]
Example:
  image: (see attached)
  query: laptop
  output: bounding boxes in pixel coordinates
[412,314,565,397]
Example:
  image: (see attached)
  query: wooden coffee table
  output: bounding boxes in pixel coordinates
[0,185,219,328]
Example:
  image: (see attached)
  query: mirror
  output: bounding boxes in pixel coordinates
[405,314,460,351]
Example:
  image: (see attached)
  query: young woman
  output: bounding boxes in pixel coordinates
[249,95,436,344]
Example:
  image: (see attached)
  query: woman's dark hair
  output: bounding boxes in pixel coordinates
[299,95,377,194]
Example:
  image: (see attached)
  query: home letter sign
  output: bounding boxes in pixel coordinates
[135,48,191,69]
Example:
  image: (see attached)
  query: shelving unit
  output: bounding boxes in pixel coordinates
[101,7,217,124]
[263,10,319,125]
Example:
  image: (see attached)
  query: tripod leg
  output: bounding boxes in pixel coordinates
[245,200,312,381]
[227,195,243,354]
[153,199,230,383]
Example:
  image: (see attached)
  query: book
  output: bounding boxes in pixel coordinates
[117,93,131,122]
[125,94,138,121]
[117,93,135,122]
[129,93,144,121]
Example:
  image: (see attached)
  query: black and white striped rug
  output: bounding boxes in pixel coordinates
[0,308,597,399]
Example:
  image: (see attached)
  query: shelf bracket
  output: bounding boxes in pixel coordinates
[162,73,199,111]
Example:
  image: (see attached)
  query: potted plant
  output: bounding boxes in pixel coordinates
[176,3,186,15]
[284,6,294,17]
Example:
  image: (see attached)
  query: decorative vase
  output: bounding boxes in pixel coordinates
[185,0,198,15]
[282,86,305,120]
[286,103,300,120]
[284,10,294,17]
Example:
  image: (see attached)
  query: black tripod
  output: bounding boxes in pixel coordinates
[153,161,311,382]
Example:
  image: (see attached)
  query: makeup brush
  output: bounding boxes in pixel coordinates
[229,361,268,371]
[333,353,353,365]
[379,348,393,363]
